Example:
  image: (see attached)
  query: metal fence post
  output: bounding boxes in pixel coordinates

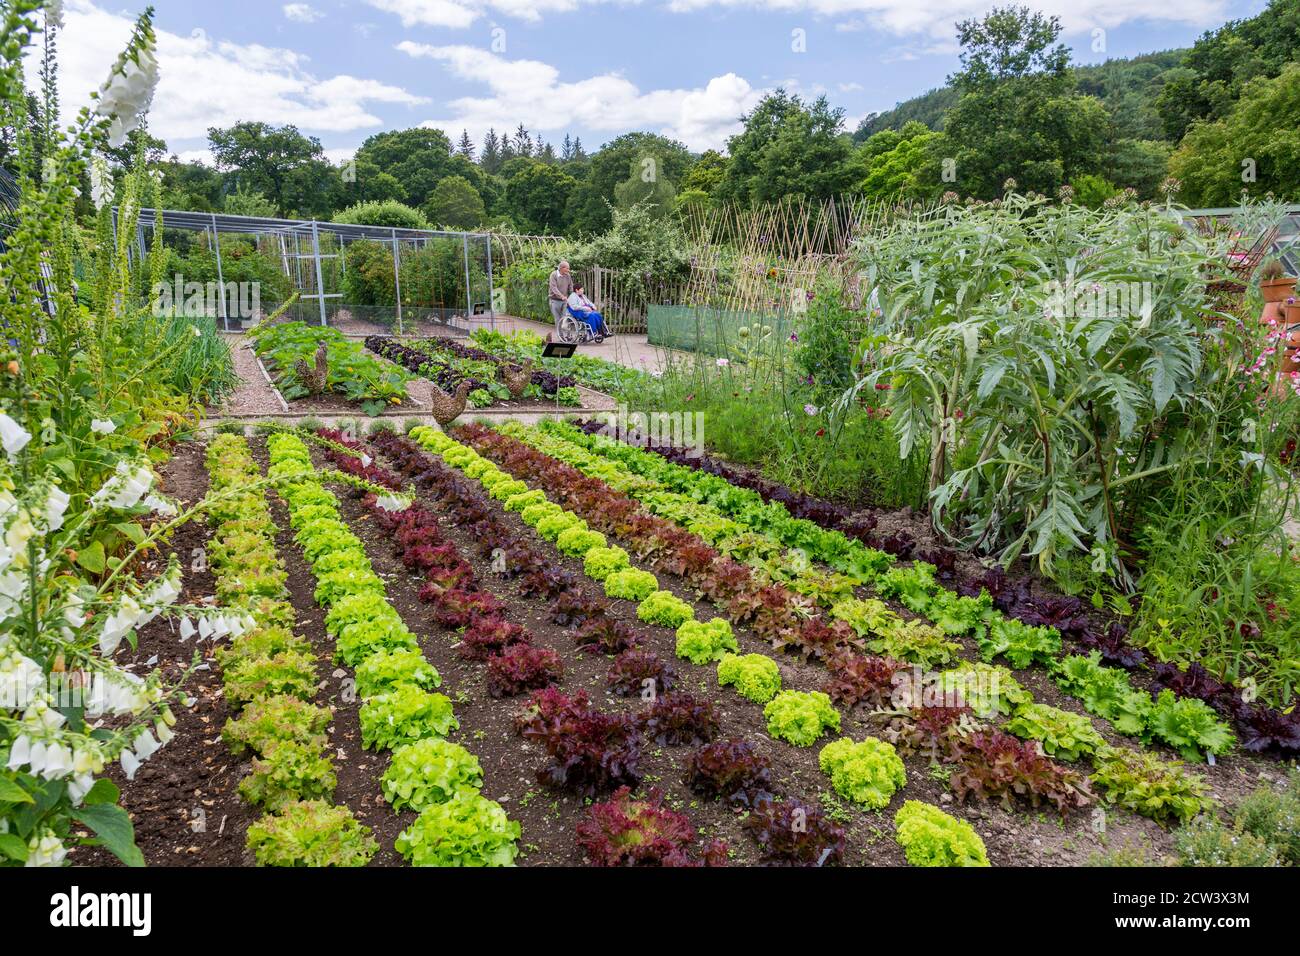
[211,214,228,332]
[391,227,403,335]
[484,233,495,329]
[462,233,472,324]
[310,220,327,326]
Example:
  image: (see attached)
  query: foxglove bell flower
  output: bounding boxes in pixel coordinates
[96,41,160,149]
[45,485,70,531]
[24,831,67,868]
[0,413,31,457]
[90,460,154,511]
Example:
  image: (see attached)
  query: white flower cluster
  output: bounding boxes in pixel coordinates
[5,700,106,803]
[0,484,68,624]
[95,37,160,149]
[96,563,253,656]
[89,458,155,511]
[89,157,113,212]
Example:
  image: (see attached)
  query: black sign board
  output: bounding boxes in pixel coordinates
[542,342,577,359]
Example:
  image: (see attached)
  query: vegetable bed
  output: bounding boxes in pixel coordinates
[95,421,1298,868]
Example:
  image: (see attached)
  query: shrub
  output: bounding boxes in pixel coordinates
[717,653,783,704]
[1174,816,1280,867]
[763,691,840,747]
[584,546,631,581]
[395,792,521,867]
[637,590,695,628]
[675,618,739,665]
[1235,774,1300,864]
[604,568,660,601]
[245,800,378,867]
[354,648,442,699]
[894,801,990,867]
[381,739,485,812]
[486,644,564,697]
[818,737,906,809]
[222,695,331,756]
[686,739,774,808]
[359,686,458,750]
[576,787,726,867]
[239,740,338,811]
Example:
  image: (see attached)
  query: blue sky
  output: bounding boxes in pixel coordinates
[52,0,1267,161]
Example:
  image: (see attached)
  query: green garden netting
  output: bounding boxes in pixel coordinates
[647,305,793,356]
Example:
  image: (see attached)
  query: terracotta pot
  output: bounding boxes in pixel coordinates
[1261,277,1297,303]
[1284,303,1300,327]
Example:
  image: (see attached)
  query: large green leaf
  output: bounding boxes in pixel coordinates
[0,775,35,805]
[72,803,146,868]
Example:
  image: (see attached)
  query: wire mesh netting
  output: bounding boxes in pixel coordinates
[127,208,500,337]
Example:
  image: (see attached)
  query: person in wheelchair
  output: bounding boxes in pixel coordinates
[565,284,609,340]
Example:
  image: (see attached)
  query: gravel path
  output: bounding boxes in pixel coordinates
[211,335,285,416]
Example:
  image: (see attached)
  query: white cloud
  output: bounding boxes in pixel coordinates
[283,3,325,22]
[838,81,864,93]
[398,42,764,151]
[364,0,603,28]
[45,0,426,152]
[662,0,1228,40]
[366,0,1227,38]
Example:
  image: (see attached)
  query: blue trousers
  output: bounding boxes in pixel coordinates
[571,308,606,336]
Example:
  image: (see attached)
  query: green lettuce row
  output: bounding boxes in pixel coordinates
[495,422,871,606]
[265,431,517,867]
[408,426,807,730]
[534,418,895,580]
[205,434,375,866]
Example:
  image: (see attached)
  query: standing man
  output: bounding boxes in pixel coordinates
[548,260,573,335]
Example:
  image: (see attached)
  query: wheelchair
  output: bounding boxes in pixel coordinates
[557,306,605,345]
